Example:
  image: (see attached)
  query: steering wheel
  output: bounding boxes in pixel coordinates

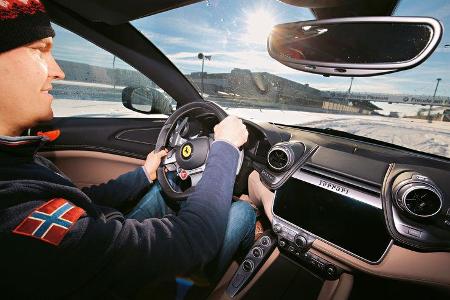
[155,101,244,201]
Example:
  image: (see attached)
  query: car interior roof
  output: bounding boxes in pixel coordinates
[279,0,399,19]
[49,0,400,25]
[47,0,203,25]
[309,0,399,19]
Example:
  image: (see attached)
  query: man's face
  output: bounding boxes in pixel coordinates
[0,37,65,135]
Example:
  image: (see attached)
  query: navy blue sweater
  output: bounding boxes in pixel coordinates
[0,135,239,299]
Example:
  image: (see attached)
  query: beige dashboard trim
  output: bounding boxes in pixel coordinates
[313,240,450,288]
[317,273,353,300]
[209,262,239,300]
[40,150,144,164]
[332,273,353,300]
[40,150,144,187]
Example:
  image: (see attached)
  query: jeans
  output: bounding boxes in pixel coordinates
[127,181,256,282]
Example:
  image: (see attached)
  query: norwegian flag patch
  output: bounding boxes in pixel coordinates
[13,198,85,246]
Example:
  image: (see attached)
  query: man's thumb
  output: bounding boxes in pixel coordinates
[158,150,167,157]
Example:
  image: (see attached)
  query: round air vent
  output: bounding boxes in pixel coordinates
[393,173,443,218]
[399,185,442,217]
[267,145,294,171]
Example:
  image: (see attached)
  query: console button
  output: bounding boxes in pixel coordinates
[242,260,254,272]
[408,228,422,238]
[273,224,282,234]
[279,240,286,247]
[412,175,430,182]
[252,247,263,258]
[260,236,271,247]
[325,265,337,277]
[261,169,276,182]
[294,234,307,249]
[317,261,325,270]
[284,233,295,242]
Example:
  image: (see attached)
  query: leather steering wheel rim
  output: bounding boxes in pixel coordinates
[155,101,228,201]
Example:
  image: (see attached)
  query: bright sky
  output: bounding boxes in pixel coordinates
[52,0,450,99]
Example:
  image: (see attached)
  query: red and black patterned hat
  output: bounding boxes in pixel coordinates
[0,0,54,53]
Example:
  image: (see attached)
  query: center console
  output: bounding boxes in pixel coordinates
[219,132,450,300]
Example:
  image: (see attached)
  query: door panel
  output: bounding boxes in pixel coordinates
[32,117,165,187]
[31,117,166,159]
[40,150,144,188]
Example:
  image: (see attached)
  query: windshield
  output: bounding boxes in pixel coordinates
[132,0,450,159]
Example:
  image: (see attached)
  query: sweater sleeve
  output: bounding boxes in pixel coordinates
[81,166,151,208]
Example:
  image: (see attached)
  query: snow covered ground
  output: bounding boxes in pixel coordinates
[52,99,165,118]
[304,116,449,158]
[52,99,450,159]
[227,108,450,157]
[226,107,450,158]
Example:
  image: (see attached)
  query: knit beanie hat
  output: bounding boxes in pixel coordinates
[0,0,54,53]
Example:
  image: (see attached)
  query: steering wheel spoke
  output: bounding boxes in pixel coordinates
[189,172,203,186]
[162,148,178,166]
[186,164,205,185]
[174,163,205,184]
[185,164,205,176]
[169,117,189,147]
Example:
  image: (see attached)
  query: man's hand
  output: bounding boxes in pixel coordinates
[248,170,275,223]
[214,115,248,148]
[144,149,168,181]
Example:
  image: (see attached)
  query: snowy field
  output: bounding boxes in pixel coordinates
[52,99,450,159]
[227,107,450,158]
[52,99,165,118]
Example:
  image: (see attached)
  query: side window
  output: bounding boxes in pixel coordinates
[50,24,175,118]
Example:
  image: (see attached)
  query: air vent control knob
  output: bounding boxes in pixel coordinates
[273,223,282,234]
[294,234,308,249]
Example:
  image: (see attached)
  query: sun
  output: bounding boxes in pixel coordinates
[244,8,277,45]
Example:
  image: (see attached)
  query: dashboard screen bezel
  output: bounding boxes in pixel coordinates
[272,170,393,264]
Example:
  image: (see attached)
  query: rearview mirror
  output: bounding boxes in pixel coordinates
[122,86,174,114]
[268,17,442,77]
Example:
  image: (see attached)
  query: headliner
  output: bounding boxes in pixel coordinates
[48,0,399,25]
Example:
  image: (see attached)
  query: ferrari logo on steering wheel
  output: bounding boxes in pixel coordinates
[182,144,192,159]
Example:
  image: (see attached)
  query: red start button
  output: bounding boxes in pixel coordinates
[179,169,189,180]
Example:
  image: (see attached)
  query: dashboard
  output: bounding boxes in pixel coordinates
[229,120,450,295]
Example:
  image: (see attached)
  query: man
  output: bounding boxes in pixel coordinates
[0,0,256,298]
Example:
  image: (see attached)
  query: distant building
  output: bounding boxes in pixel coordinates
[187,68,322,104]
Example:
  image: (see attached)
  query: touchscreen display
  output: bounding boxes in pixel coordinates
[273,178,391,262]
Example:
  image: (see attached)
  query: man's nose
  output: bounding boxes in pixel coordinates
[47,54,65,81]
